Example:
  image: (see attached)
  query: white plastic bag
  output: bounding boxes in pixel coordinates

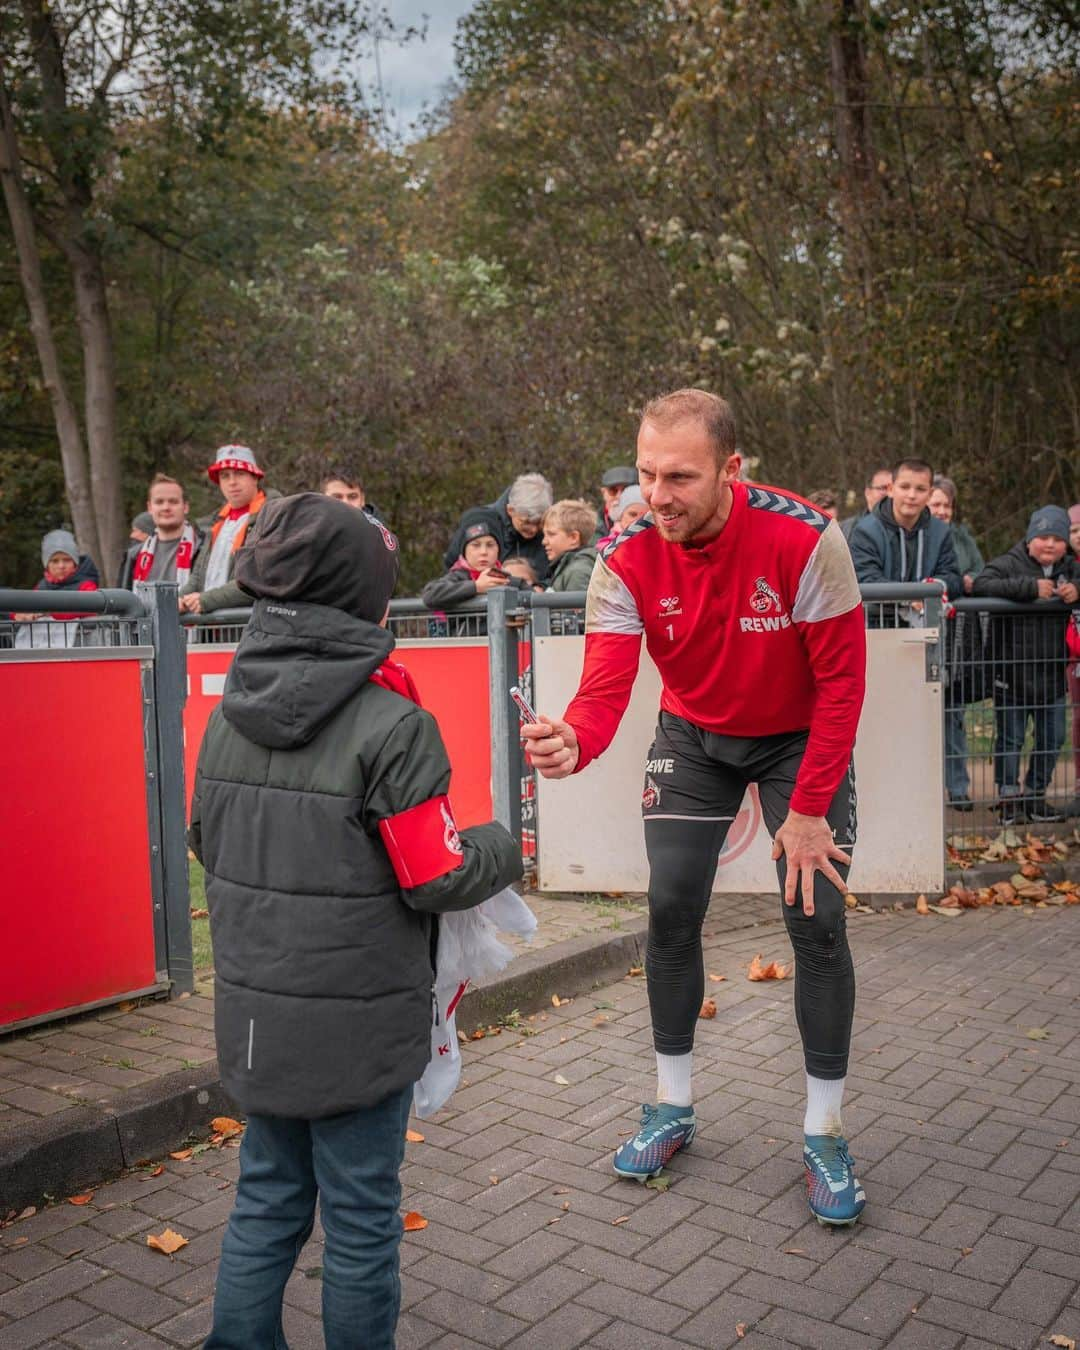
[413,889,536,1118]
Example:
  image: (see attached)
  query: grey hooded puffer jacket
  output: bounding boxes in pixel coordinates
[188,598,522,1118]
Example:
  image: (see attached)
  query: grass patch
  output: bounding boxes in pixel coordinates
[189,859,214,973]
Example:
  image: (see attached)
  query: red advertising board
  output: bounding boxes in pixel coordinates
[1,658,158,1029]
[184,643,494,827]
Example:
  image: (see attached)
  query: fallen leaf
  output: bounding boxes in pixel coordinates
[145,1166,165,1179]
[471,1029,486,1040]
[489,1175,499,1185]
[405,1129,425,1143]
[67,1194,93,1206]
[644,1171,673,1191]
[611,1215,630,1225]
[546,1215,562,1225]
[915,894,930,915]
[1049,1336,1076,1350]
[699,998,717,1019]
[844,893,858,908]
[117,1001,137,1013]
[1019,861,1043,879]
[783,1248,807,1255]
[929,904,963,918]
[959,1247,973,1257]
[402,1212,428,1232]
[189,908,209,919]
[1025,1027,1050,1040]
[561,1201,570,1211]
[708,973,726,983]
[146,1228,188,1255]
[593,1016,608,1026]
[457,1030,468,1043]
[936,893,960,908]
[552,1187,570,1194]
[747,954,790,981]
[169,1149,193,1161]
[553,1073,570,1086]
[211,1117,243,1138]
[627,965,644,977]
[551,994,563,1007]
[736,1325,747,1340]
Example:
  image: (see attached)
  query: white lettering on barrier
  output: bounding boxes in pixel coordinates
[201,674,227,697]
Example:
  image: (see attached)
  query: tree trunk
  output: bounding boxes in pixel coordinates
[22,0,126,583]
[0,70,103,568]
[69,234,125,585]
[829,0,876,296]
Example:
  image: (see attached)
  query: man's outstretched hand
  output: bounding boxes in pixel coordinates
[771,809,851,916]
[522,717,580,779]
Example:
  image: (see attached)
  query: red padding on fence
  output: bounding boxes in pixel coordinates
[1,659,158,1029]
[184,644,494,828]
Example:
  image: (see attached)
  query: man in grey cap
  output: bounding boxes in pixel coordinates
[974,505,1080,823]
[600,465,638,533]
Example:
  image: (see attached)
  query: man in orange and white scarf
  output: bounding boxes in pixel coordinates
[180,445,274,616]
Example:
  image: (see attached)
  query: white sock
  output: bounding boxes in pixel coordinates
[804,1073,845,1137]
[656,1052,693,1108]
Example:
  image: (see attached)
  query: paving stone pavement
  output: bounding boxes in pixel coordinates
[0,894,650,1135]
[2,902,1078,1349]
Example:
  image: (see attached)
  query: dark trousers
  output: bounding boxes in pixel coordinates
[641,714,856,1081]
[204,1085,412,1350]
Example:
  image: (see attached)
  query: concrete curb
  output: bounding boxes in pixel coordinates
[0,1064,238,1215]
[0,921,649,1213]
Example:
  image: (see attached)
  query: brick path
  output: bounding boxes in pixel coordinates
[0,894,646,1135]
[2,903,1079,1349]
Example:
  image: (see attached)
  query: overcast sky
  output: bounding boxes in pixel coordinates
[356,1,477,136]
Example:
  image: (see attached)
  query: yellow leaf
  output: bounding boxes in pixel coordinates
[915,894,930,915]
[146,1228,188,1255]
[405,1129,425,1143]
[211,1117,243,1139]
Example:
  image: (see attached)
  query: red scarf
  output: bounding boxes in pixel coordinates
[132,523,198,585]
[370,661,421,705]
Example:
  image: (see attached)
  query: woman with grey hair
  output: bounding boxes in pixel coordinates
[929,475,986,812]
[442,472,554,582]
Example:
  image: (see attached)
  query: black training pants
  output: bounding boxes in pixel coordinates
[642,713,857,1080]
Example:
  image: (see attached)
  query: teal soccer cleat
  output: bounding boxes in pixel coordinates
[804,1134,866,1227]
[613,1103,696,1180]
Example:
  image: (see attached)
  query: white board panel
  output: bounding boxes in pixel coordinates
[533,630,943,894]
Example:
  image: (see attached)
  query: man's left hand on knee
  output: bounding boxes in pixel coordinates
[772,810,851,916]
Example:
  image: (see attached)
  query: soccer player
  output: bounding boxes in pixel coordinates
[523,389,869,1226]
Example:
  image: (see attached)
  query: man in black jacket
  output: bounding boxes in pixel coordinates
[190,493,522,1350]
[973,506,1080,823]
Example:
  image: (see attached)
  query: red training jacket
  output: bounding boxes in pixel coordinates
[563,481,867,816]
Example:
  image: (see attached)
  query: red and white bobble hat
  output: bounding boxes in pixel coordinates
[207,444,264,483]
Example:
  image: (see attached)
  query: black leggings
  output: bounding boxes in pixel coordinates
[642,714,856,1080]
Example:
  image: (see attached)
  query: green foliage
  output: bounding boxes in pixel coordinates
[1,1,1075,586]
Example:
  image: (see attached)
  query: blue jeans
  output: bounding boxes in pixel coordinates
[204,1085,412,1350]
[993,698,1066,799]
[944,706,970,798]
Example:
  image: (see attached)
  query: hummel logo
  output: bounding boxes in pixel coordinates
[658,595,683,618]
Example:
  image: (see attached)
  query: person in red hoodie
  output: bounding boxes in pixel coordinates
[13,529,99,649]
[524,388,869,1228]
[421,507,529,635]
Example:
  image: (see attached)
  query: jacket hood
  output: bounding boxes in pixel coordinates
[235,492,399,624]
[222,598,394,749]
[37,554,99,591]
[876,497,930,535]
